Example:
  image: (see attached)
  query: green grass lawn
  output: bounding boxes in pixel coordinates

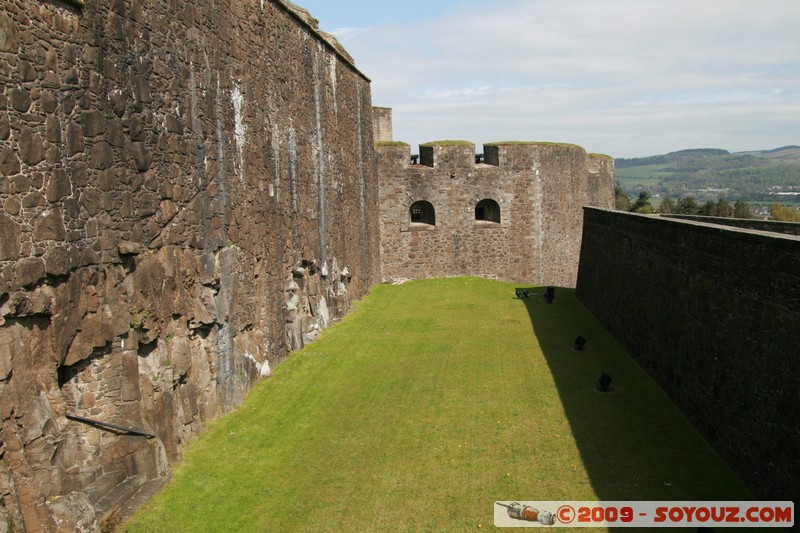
[123,278,750,532]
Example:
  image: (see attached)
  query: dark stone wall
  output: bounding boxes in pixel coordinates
[0,1,379,529]
[663,214,800,236]
[576,208,800,500]
[377,142,614,286]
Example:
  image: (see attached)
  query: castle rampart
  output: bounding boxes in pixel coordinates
[576,208,800,500]
[0,1,379,529]
[377,139,615,286]
[662,213,800,236]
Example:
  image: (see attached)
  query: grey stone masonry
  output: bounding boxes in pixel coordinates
[377,139,614,286]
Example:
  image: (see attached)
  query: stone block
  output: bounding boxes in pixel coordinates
[0,213,21,261]
[129,142,153,172]
[19,128,46,166]
[136,192,159,217]
[97,168,119,192]
[43,70,61,89]
[64,312,113,366]
[117,241,141,256]
[0,338,12,380]
[63,197,80,220]
[44,245,73,277]
[198,253,216,285]
[14,257,45,287]
[40,90,58,114]
[106,120,125,148]
[0,12,19,53]
[46,168,71,202]
[189,286,217,328]
[169,336,192,382]
[0,146,21,176]
[81,110,106,137]
[66,120,84,155]
[132,71,152,104]
[121,351,140,402]
[22,191,47,208]
[165,114,183,134]
[17,59,37,82]
[80,391,96,409]
[9,87,30,113]
[45,114,62,143]
[0,286,54,318]
[45,492,97,533]
[33,208,66,241]
[128,115,144,141]
[4,197,20,215]
[111,90,126,117]
[0,113,9,140]
[89,142,114,170]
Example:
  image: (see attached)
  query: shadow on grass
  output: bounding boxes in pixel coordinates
[515,286,751,508]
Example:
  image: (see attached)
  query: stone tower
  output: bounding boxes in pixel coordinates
[375,109,615,286]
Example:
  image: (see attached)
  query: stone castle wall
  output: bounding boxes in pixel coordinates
[662,213,800,236]
[0,0,379,530]
[372,106,392,143]
[576,208,800,500]
[377,141,614,286]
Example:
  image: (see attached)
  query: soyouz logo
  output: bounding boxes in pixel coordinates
[493,501,794,528]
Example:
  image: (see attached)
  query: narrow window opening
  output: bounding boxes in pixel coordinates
[475,199,500,223]
[409,200,435,226]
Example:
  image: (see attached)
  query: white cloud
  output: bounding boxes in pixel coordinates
[331,0,800,157]
[423,85,499,99]
[328,27,372,42]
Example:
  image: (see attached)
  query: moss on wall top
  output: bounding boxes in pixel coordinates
[375,141,410,147]
[420,140,474,147]
[485,141,585,151]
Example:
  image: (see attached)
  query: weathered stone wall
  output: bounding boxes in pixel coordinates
[0,0,379,530]
[576,208,800,500]
[377,141,614,286]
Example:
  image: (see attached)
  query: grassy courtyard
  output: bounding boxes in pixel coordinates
[124,278,749,532]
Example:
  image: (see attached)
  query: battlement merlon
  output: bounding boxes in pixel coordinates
[484,141,590,170]
[375,141,412,170]
[586,153,616,207]
[419,141,475,168]
[373,107,393,142]
[370,108,615,170]
[375,139,613,169]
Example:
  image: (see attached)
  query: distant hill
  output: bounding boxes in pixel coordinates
[616,148,730,168]
[615,146,800,202]
[737,145,800,160]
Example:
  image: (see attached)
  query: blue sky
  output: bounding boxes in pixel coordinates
[297,0,799,158]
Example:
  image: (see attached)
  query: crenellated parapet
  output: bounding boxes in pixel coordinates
[376,129,615,286]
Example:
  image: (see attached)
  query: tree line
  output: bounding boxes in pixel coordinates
[614,183,800,221]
